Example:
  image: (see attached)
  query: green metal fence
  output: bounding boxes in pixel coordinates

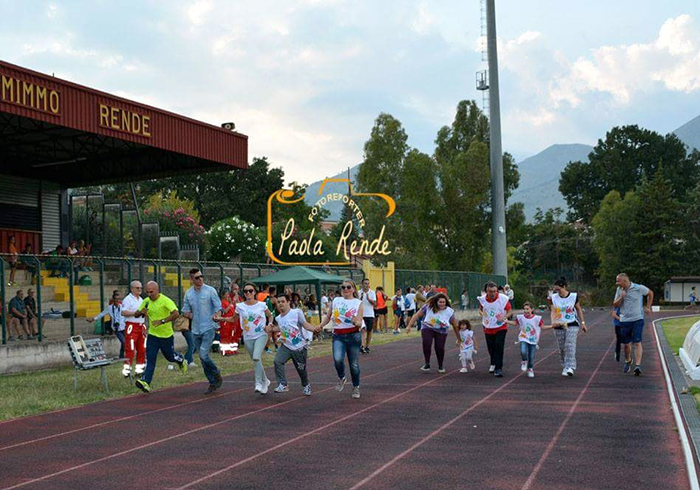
[394,269,507,308]
[0,253,364,345]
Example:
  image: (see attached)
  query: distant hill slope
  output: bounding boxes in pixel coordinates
[510,143,593,221]
[673,114,700,152]
[303,165,360,221]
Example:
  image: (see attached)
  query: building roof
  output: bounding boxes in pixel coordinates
[0,60,248,186]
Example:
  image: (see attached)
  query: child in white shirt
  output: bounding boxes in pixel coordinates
[456,319,478,373]
[506,301,556,378]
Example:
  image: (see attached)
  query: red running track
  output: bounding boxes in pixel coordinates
[0,311,690,490]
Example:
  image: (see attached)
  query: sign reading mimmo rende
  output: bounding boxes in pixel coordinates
[1,73,60,115]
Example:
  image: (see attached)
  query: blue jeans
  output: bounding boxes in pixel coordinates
[193,329,221,385]
[143,335,184,385]
[181,330,195,364]
[333,331,361,387]
[115,330,125,359]
[520,341,537,369]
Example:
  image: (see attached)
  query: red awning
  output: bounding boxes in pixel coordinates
[0,60,248,185]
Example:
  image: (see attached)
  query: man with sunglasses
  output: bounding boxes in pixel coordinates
[182,268,224,394]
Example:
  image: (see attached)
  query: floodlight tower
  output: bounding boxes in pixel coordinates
[481,0,508,279]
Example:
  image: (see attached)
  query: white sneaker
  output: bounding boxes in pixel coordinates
[336,377,347,391]
[521,361,527,372]
[260,379,271,394]
[527,369,535,378]
[352,387,360,399]
[561,368,568,377]
[254,383,261,393]
[566,368,574,377]
[188,362,197,368]
[274,383,289,393]
[459,367,468,373]
[489,365,496,373]
[469,361,476,370]
[302,385,312,396]
[121,367,131,377]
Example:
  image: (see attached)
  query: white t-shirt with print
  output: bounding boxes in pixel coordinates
[331,297,362,333]
[459,329,474,352]
[236,301,268,341]
[276,308,309,351]
[405,293,416,311]
[421,306,455,333]
[517,314,544,345]
[359,289,376,318]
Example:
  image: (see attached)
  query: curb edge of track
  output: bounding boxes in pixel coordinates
[653,316,700,490]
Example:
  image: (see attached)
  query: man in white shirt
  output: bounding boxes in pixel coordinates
[405,288,417,322]
[359,278,377,354]
[120,280,146,377]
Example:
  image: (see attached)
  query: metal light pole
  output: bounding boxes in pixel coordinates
[486,0,508,279]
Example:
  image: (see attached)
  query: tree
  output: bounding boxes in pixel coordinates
[560,125,699,222]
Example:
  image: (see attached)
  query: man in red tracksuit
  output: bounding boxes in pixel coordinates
[120,280,147,376]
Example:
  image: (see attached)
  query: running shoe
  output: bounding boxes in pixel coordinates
[566,368,574,377]
[260,378,271,394]
[254,383,261,393]
[336,376,347,391]
[179,360,188,375]
[366,347,371,353]
[521,361,527,372]
[634,366,642,376]
[438,367,446,373]
[135,379,151,393]
[352,387,360,399]
[204,384,217,394]
[489,365,495,373]
[623,361,631,374]
[121,366,131,378]
[494,369,503,377]
[274,383,289,393]
[420,364,431,372]
[264,348,272,354]
[214,373,223,390]
[561,368,568,376]
[527,369,535,378]
[302,385,312,396]
[459,367,468,373]
[469,361,476,370]
[188,362,197,368]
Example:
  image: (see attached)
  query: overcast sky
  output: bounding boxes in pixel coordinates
[2,0,699,184]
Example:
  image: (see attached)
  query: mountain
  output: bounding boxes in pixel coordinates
[303,165,360,221]
[673,114,700,151]
[510,143,593,221]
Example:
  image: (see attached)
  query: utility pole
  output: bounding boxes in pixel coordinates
[486,0,508,279]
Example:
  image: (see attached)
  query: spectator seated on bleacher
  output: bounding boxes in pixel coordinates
[8,289,33,341]
[46,245,70,278]
[18,243,38,283]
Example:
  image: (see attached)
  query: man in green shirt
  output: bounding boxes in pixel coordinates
[135,281,187,393]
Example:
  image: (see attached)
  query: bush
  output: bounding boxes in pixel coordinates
[207,216,265,262]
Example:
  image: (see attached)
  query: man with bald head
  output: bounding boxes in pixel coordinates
[614,273,654,376]
[120,280,147,377]
[135,281,187,393]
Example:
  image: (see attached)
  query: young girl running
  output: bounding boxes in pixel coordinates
[505,302,556,378]
[456,319,478,373]
[234,283,274,394]
[319,279,364,399]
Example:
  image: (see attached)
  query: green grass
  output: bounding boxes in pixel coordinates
[0,330,420,421]
[661,316,700,354]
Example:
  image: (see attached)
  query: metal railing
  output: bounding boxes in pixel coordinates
[0,253,364,345]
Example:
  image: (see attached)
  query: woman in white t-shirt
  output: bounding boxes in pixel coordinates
[406,293,460,373]
[319,279,364,399]
[234,282,274,394]
[550,277,587,377]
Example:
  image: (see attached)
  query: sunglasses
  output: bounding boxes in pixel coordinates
[243,289,255,293]
[340,285,353,290]
[193,275,203,280]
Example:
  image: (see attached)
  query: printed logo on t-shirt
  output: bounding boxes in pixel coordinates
[333,304,357,326]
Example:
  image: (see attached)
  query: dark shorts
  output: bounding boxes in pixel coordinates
[374,307,388,316]
[393,309,403,317]
[363,317,374,333]
[619,319,644,344]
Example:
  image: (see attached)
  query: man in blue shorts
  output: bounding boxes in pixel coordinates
[613,273,654,376]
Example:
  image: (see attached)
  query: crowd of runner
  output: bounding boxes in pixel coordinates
[102,269,653,398]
